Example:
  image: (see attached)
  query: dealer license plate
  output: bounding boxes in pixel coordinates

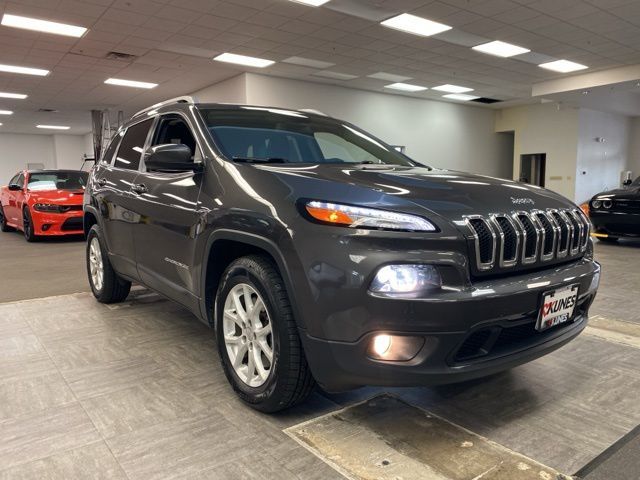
[536,284,579,332]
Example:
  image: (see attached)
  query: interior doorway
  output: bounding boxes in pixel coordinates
[519,153,546,187]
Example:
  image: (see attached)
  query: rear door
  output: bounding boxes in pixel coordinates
[92,118,153,280]
[130,113,204,307]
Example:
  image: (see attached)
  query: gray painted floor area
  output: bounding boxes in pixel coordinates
[0,231,87,303]
[0,238,638,479]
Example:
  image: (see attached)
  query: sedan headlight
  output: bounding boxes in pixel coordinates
[305,201,436,231]
[370,264,441,296]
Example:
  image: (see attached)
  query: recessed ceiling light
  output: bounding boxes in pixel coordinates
[0,64,49,76]
[443,94,479,101]
[312,71,358,80]
[213,53,274,68]
[384,82,428,92]
[368,72,412,82]
[0,91,27,99]
[432,84,473,93]
[282,56,335,69]
[0,110,13,115]
[104,78,158,89]
[37,125,70,130]
[381,13,452,37]
[288,0,330,6]
[1,14,87,37]
[539,60,588,73]
[472,40,530,58]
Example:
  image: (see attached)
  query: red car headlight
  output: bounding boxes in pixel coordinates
[33,203,64,213]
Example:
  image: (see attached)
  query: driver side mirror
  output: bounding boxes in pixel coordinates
[8,183,21,191]
[145,144,203,173]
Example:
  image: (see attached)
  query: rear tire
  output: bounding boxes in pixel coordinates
[0,205,14,232]
[22,207,37,242]
[215,255,315,412]
[86,224,131,303]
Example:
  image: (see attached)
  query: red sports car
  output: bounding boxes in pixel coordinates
[0,169,88,241]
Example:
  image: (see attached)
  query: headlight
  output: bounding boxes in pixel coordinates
[370,264,441,296]
[591,200,601,209]
[34,203,62,212]
[602,200,613,209]
[305,201,436,231]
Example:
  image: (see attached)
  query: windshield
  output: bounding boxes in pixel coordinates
[199,107,419,166]
[27,171,88,191]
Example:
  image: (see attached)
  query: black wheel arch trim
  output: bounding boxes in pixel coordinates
[199,229,305,332]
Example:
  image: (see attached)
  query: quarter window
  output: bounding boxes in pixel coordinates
[101,133,123,165]
[115,119,153,170]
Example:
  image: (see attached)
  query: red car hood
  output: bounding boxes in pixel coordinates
[28,189,85,205]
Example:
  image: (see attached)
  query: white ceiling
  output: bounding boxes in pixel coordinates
[0,0,639,135]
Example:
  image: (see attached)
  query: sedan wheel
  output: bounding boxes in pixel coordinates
[223,283,274,388]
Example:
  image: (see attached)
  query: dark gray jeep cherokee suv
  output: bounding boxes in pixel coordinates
[84,97,600,412]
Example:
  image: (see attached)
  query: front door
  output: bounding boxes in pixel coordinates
[131,114,204,308]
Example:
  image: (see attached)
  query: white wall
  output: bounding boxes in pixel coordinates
[628,117,640,178]
[242,74,513,179]
[575,109,630,203]
[0,133,92,182]
[495,103,580,200]
[192,75,247,104]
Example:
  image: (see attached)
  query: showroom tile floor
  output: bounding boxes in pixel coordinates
[0,238,639,479]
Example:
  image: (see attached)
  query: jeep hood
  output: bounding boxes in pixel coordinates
[255,164,576,219]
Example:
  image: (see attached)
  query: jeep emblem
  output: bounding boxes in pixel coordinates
[511,197,535,206]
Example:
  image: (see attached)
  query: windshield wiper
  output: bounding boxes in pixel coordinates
[232,156,286,164]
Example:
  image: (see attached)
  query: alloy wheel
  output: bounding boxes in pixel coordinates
[223,283,274,387]
[22,210,31,238]
[89,237,104,291]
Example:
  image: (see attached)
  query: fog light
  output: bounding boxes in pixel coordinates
[370,264,441,296]
[368,334,425,361]
[41,224,51,231]
[372,334,392,356]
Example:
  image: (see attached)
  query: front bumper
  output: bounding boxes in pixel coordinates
[590,210,640,237]
[32,210,84,235]
[300,258,600,391]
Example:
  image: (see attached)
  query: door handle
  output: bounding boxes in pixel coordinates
[97,178,107,187]
[132,184,148,195]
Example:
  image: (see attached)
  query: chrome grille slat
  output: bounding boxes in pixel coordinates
[466,208,589,273]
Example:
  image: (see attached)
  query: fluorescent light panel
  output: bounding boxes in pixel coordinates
[381,13,451,37]
[472,40,530,58]
[432,84,473,93]
[1,14,87,37]
[368,72,412,82]
[288,0,330,6]
[0,110,13,115]
[37,125,70,130]
[0,91,27,99]
[384,82,428,92]
[312,71,358,80]
[539,59,588,73]
[0,64,49,76]
[282,56,335,69]
[105,78,158,89]
[213,53,274,68]
[443,93,479,101]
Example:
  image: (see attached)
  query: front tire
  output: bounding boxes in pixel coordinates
[22,207,37,242]
[86,224,131,303]
[598,236,619,243]
[215,255,315,412]
[0,205,14,232]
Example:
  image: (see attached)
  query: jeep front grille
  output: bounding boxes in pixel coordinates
[466,209,590,272]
